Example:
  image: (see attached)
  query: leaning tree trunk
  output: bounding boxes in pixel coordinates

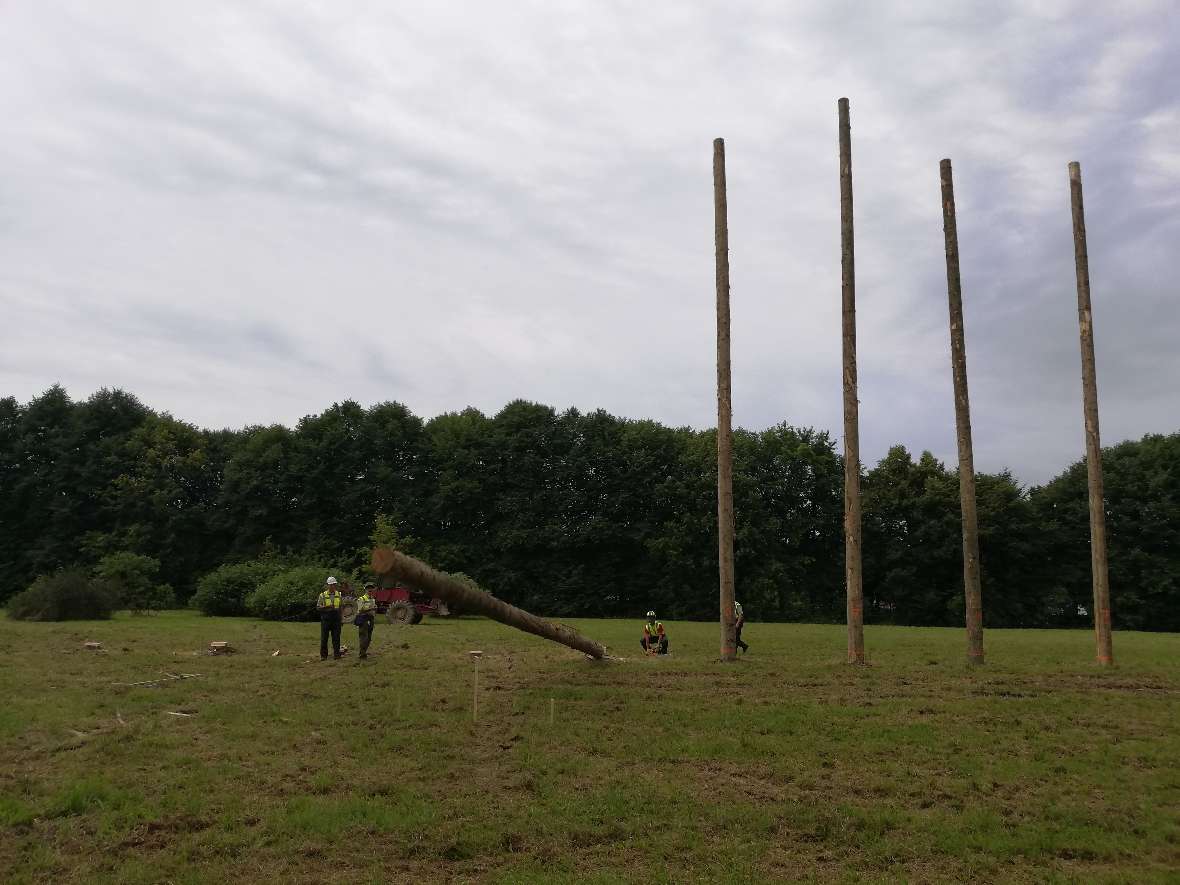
[371,547,607,659]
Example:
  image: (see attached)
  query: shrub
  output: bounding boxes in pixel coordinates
[192,560,288,616]
[132,582,176,612]
[6,570,118,621]
[247,566,332,621]
[93,552,174,612]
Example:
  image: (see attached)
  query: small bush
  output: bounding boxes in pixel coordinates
[94,552,174,612]
[6,570,118,621]
[247,566,332,621]
[192,560,288,616]
[133,582,176,612]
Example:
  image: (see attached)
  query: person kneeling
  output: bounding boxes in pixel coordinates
[641,611,669,655]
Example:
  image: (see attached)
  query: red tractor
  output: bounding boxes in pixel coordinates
[337,580,449,626]
[372,581,449,625]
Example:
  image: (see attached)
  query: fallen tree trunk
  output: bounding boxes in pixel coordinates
[371,547,607,659]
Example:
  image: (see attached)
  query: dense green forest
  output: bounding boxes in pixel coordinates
[1,385,1177,630]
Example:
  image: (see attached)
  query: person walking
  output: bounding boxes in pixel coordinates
[734,600,749,654]
[354,582,377,659]
[317,576,344,660]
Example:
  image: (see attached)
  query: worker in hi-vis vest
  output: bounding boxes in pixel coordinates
[317,576,344,660]
[354,582,378,659]
[641,610,669,655]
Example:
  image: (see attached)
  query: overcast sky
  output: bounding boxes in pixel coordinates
[1,1,1177,484]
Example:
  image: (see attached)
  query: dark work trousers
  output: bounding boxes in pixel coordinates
[355,614,374,658]
[735,622,748,653]
[320,612,342,659]
[640,636,669,654]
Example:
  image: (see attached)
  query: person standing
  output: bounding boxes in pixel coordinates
[354,582,377,659]
[734,600,749,654]
[317,576,343,660]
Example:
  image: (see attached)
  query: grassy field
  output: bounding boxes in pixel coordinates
[0,612,1177,884]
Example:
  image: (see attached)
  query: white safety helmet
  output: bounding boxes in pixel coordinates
[325,576,338,586]
[646,610,656,619]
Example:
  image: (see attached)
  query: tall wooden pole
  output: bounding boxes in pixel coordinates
[940,159,985,665]
[1068,161,1114,666]
[714,137,737,662]
[838,99,865,664]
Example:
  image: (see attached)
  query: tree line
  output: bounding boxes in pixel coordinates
[2,385,1177,630]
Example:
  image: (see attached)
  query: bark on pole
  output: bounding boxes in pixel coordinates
[838,99,865,664]
[371,547,607,659]
[714,137,738,663]
[1068,161,1114,666]
[940,159,985,665]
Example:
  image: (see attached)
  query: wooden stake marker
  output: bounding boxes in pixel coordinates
[469,650,483,721]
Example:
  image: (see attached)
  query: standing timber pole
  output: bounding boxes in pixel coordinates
[714,137,737,663]
[939,159,985,665]
[838,99,865,664]
[1068,161,1114,666]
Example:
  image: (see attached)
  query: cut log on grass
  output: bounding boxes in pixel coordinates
[371,547,607,659]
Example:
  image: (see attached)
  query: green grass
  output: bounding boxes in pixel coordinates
[0,612,1178,883]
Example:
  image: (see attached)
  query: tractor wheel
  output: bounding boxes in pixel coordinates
[387,602,414,625]
[410,610,424,625]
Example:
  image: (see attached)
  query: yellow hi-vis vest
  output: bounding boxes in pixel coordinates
[644,620,663,638]
[357,593,376,613]
[317,589,341,609]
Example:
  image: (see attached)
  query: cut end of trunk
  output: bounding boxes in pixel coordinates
[371,546,397,576]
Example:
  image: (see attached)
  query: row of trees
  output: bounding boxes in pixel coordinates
[2,386,1177,630]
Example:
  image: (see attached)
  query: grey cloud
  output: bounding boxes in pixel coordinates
[1,0,1177,483]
